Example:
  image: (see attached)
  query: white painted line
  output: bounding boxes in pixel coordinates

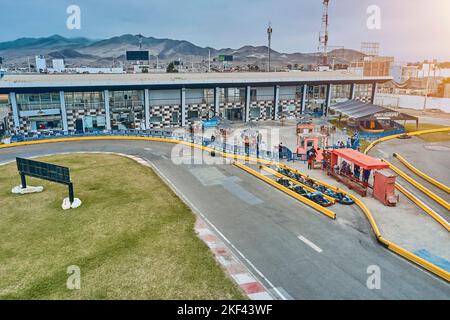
[145,158,287,300]
[298,235,323,253]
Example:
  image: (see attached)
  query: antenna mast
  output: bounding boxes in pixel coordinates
[318,0,330,66]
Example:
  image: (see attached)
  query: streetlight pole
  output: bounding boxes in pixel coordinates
[267,22,272,72]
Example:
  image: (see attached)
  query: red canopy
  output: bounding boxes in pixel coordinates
[331,149,389,170]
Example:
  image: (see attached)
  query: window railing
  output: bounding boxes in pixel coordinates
[18,103,61,111]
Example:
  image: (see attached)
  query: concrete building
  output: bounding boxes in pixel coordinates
[35,55,47,73]
[349,56,394,77]
[401,65,419,82]
[51,59,65,73]
[0,71,390,134]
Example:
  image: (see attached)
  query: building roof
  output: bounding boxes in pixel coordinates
[330,100,418,122]
[0,71,392,92]
[332,148,389,170]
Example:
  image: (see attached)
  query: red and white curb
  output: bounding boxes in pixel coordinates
[195,218,274,300]
[125,154,274,300]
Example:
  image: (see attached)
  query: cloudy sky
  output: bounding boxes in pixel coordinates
[1,0,449,62]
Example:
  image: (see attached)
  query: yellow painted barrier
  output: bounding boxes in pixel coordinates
[395,183,450,232]
[260,165,336,203]
[364,127,450,154]
[378,237,450,282]
[0,136,277,168]
[233,162,336,219]
[279,163,450,282]
[383,159,450,211]
[277,164,382,238]
[393,153,450,194]
[2,135,449,282]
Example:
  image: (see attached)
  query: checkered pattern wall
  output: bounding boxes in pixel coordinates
[279,99,302,118]
[66,108,106,131]
[249,101,274,121]
[148,105,181,128]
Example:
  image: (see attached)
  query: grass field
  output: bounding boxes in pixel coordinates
[0,154,245,300]
[405,123,450,142]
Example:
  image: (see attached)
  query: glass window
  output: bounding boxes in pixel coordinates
[172,112,179,124]
[150,116,163,124]
[250,107,261,118]
[16,93,61,111]
[287,105,296,112]
[187,110,199,119]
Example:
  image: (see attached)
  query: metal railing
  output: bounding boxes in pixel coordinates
[7,129,280,162]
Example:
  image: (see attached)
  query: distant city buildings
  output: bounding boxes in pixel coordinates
[348,56,394,77]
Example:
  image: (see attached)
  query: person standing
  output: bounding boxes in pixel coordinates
[278,143,283,160]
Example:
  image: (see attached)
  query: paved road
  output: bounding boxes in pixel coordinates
[1,140,449,299]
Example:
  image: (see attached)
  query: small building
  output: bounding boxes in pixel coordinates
[35,55,46,73]
[329,100,418,139]
[51,59,65,73]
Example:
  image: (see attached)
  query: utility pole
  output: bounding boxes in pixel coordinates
[208,49,211,72]
[423,62,434,111]
[267,22,273,72]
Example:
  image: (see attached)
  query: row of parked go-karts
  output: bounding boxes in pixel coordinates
[276,167,355,207]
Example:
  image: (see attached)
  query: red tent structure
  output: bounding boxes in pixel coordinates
[330,149,389,170]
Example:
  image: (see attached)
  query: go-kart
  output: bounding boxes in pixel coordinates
[276,178,291,189]
[316,185,354,205]
[306,192,334,207]
[290,185,308,197]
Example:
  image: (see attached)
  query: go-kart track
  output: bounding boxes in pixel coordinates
[1,137,449,300]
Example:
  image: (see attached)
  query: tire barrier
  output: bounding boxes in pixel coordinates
[383,159,450,212]
[364,127,450,155]
[1,135,449,282]
[233,162,336,220]
[393,153,450,194]
[395,183,450,232]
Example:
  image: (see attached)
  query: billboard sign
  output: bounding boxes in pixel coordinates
[16,157,71,185]
[126,51,149,61]
[218,55,233,62]
[15,157,77,206]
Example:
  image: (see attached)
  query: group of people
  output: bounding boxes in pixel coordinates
[333,160,371,184]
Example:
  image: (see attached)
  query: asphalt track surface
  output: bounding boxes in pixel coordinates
[369,137,450,224]
[1,140,449,299]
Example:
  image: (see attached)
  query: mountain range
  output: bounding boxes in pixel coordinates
[0,34,365,69]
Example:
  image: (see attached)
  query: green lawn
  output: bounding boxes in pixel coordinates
[0,154,245,300]
[405,123,450,142]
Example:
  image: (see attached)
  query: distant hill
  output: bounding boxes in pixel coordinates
[0,34,365,68]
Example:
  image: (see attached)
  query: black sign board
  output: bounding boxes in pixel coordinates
[126,50,149,61]
[16,157,75,203]
[17,157,71,185]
